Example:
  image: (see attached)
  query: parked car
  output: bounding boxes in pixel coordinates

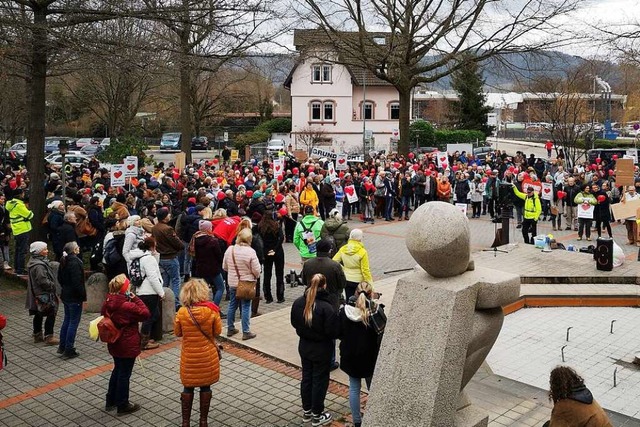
[0,149,25,169]
[473,146,494,164]
[100,137,111,147]
[44,137,76,153]
[8,142,27,156]
[46,154,91,168]
[80,144,103,157]
[191,136,208,150]
[160,132,181,151]
[74,137,98,148]
[267,139,286,154]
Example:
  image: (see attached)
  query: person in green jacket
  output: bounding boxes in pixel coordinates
[320,209,350,256]
[573,184,597,241]
[512,184,542,245]
[294,205,324,262]
[6,188,34,274]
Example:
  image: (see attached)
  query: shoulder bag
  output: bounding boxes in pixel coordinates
[231,247,256,300]
[30,277,57,316]
[368,300,387,336]
[187,307,222,359]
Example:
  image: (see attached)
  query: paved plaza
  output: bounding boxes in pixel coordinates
[1,209,640,426]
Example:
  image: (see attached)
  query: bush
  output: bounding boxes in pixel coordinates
[255,118,292,134]
[234,130,270,152]
[409,121,436,147]
[434,130,486,146]
[98,135,152,165]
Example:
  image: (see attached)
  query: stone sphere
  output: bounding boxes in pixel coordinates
[406,201,470,278]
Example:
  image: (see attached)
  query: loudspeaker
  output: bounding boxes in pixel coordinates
[595,237,613,271]
[497,183,513,207]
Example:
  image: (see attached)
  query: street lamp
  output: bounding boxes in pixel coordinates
[58,140,68,209]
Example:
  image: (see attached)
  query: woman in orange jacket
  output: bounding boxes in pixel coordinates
[437,176,452,202]
[174,279,223,427]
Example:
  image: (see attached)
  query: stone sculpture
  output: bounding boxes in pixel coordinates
[85,272,109,313]
[363,202,521,427]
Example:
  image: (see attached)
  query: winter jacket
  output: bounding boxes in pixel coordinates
[257,226,284,256]
[222,244,261,288]
[320,182,336,209]
[174,305,222,387]
[300,255,346,310]
[180,213,201,243]
[193,233,223,278]
[290,288,340,362]
[339,302,381,379]
[469,180,485,203]
[152,222,184,259]
[129,249,164,297]
[25,254,58,312]
[400,178,413,198]
[101,293,150,359]
[285,193,301,215]
[52,221,78,259]
[454,179,470,203]
[320,218,350,251]
[564,184,581,207]
[293,215,324,259]
[123,226,145,267]
[512,187,542,221]
[549,385,612,427]
[87,204,105,235]
[212,216,241,246]
[332,239,373,284]
[103,231,128,280]
[47,210,65,238]
[58,254,86,304]
[437,181,451,201]
[0,313,6,330]
[299,188,319,211]
[6,198,33,236]
[573,192,597,207]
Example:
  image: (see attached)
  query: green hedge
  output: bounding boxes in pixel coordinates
[575,139,637,149]
[255,118,292,134]
[234,130,270,151]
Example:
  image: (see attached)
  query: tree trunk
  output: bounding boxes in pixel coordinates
[398,87,411,155]
[179,34,192,164]
[27,6,48,241]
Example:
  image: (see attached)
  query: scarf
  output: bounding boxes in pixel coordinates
[194,301,220,313]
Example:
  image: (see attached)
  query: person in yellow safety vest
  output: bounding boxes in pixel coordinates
[5,188,34,274]
[512,183,542,245]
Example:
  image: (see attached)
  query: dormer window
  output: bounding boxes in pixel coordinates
[373,36,386,45]
[312,64,332,83]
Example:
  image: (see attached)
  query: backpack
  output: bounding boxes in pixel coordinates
[103,237,123,266]
[97,311,121,344]
[77,218,97,237]
[128,256,146,288]
[300,220,318,254]
[323,233,337,256]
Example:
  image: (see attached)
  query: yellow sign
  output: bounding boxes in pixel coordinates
[230,150,239,162]
[174,152,186,171]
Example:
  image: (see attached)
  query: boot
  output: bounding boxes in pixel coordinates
[181,392,194,427]
[44,335,60,346]
[141,334,159,350]
[251,297,260,318]
[33,332,44,343]
[199,391,212,427]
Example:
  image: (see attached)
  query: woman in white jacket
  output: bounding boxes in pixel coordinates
[130,236,164,350]
[122,215,145,268]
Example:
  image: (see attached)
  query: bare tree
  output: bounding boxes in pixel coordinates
[295,126,327,154]
[297,0,583,154]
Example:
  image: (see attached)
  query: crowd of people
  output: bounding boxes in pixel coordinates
[1,143,636,425]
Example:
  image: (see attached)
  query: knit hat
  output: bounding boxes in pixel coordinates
[217,192,226,201]
[199,220,213,233]
[50,172,60,180]
[30,241,48,255]
[48,200,64,210]
[157,207,170,221]
[127,215,141,227]
[349,229,363,241]
[316,239,333,254]
[252,191,263,200]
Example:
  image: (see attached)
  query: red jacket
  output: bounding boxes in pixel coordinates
[213,216,241,246]
[101,294,150,359]
[0,313,6,330]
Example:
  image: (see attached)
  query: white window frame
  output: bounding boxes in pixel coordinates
[311,63,332,83]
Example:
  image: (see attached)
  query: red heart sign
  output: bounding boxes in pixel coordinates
[440,156,447,162]
[275,165,281,171]
[543,188,551,194]
[344,186,354,196]
[127,164,135,170]
[338,158,346,164]
[330,169,334,175]
[581,203,590,210]
[114,171,123,178]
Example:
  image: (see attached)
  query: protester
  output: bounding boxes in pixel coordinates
[175,278,222,427]
[320,209,350,254]
[26,241,60,346]
[294,205,324,262]
[191,220,225,308]
[332,229,373,301]
[6,188,33,274]
[257,213,286,304]
[0,193,12,270]
[57,241,86,358]
[512,184,542,245]
[102,274,150,415]
[573,184,597,241]
[290,273,339,427]
[152,208,184,309]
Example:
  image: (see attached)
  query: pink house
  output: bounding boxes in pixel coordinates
[284,29,400,154]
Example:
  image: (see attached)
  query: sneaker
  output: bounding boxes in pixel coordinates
[105,404,116,412]
[3,261,11,270]
[63,349,80,359]
[302,410,313,423]
[117,402,141,416]
[227,328,239,337]
[586,237,591,241]
[242,332,257,341]
[577,237,582,241]
[565,227,571,230]
[312,412,332,426]
[56,346,65,355]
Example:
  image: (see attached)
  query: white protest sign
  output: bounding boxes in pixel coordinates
[336,154,348,170]
[110,164,126,187]
[273,158,284,177]
[344,185,359,204]
[124,156,138,178]
[436,152,448,169]
[327,161,337,181]
[541,182,553,201]
[455,203,468,216]
[577,203,594,219]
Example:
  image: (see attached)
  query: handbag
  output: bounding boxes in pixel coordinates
[368,302,387,336]
[35,293,57,316]
[231,247,256,300]
[187,307,222,360]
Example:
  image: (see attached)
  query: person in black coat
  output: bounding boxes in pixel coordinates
[339,282,382,427]
[53,212,78,261]
[256,213,285,304]
[300,239,346,311]
[57,242,86,358]
[290,273,340,426]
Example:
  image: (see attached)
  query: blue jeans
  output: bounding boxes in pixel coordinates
[384,196,394,219]
[14,231,30,274]
[227,287,251,333]
[401,196,411,215]
[205,274,225,306]
[349,376,372,424]
[59,302,82,352]
[159,258,181,308]
[182,241,192,277]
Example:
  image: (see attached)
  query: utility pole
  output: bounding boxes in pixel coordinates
[362,68,367,157]
[591,76,596,150]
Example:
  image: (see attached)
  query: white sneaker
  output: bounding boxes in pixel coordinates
[3,262,11,270]
[312,412,332,426]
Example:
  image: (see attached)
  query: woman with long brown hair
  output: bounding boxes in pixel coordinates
[256,212,285,304]
[290,273,339,427]
[543,366,612,427]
